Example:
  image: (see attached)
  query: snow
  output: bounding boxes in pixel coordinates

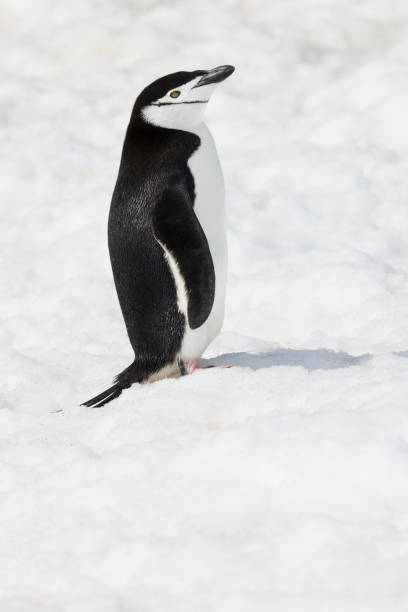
[1,0,408,610]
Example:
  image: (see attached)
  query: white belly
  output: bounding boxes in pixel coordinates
[179,122,227,359]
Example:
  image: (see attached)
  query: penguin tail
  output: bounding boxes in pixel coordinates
[81,361,139,409]
[81,382,124,409]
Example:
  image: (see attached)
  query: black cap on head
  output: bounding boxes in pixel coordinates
[136,70,207,108]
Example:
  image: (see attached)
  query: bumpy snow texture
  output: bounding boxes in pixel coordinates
[1,1,408,611]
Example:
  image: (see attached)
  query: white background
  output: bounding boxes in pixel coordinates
[1,1,408,610]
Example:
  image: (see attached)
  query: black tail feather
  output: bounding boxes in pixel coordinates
[81,360,143,409]
[81,382,124,408]
[81,358,176,408]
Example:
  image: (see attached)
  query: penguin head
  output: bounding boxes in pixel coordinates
[137,65,235,130]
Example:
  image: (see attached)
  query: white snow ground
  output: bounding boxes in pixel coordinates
[1,0,408,610]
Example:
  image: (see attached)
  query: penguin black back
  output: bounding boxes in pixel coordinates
[109,123,201,364]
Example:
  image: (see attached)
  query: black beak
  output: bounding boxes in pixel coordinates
[192,65,235,88]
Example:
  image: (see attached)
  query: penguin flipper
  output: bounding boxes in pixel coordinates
[152,185,215,329]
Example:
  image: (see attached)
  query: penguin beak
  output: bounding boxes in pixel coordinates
[192,65,235,88]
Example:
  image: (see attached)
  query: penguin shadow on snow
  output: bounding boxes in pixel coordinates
[200,348,371,372]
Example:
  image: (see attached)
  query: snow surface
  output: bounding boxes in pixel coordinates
[1,0,408,610]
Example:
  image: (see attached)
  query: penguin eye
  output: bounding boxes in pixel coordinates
[170,90,180,99]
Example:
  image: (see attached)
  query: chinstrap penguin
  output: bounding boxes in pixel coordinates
[82,65,235,408]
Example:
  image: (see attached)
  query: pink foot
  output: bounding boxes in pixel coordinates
[181,359,232,375]
[185,358,198,374]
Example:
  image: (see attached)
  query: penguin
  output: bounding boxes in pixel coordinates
[82,65,235,408]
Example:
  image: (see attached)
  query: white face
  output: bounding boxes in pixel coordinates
[142,75,218,131]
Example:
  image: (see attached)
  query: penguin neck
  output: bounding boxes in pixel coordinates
[120,117,202,173]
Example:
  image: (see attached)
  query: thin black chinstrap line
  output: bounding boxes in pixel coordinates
[151,100,209,107]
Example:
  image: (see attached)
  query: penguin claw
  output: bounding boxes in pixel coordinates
[178,358,188,376]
